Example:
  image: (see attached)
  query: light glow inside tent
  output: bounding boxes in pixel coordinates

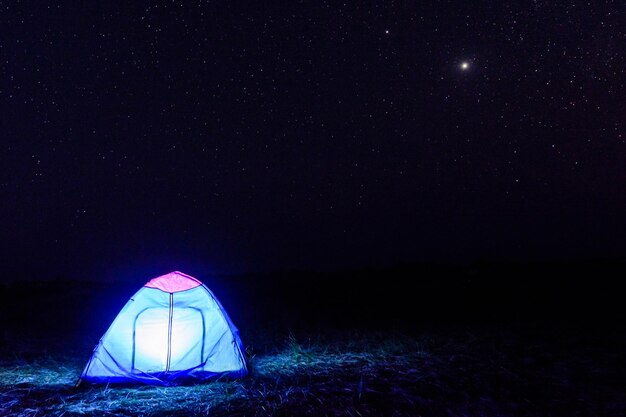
[134,308,169,372]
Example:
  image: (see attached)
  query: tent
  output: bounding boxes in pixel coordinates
[80,271,247,385]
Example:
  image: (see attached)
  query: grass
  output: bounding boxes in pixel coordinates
[3,263,626,415]
[1,330,624,416]
[0,332,427,416]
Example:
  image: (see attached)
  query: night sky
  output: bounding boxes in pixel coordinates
[1,2,624,281]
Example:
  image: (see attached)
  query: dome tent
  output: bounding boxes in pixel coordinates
[80,271,247,385]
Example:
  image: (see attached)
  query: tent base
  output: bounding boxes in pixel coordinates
[79,369,247,387]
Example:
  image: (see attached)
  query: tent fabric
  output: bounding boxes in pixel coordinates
[145,271,202,292]
[80,271,247,385]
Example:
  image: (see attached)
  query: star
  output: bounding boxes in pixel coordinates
[460,61,470,70]
[384,29,389,35]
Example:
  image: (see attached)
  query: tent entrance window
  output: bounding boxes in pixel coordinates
[132,298,206,374]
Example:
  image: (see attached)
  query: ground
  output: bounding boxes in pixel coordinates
[1,263,625,416]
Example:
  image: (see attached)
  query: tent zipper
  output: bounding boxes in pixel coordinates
[166,292,173,372]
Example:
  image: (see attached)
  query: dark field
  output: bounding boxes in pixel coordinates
[1,262,625,416]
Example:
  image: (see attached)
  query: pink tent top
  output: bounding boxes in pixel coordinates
[144,271,203,293]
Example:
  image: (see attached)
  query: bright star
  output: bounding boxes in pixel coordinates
[460,61,470,70]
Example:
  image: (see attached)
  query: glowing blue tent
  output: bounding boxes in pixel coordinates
[80,271,247,385]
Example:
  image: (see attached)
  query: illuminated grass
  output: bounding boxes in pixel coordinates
[0,333,430,416]
[0,332,623,416]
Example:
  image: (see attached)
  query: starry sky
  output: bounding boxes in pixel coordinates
[1,1,624,281]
